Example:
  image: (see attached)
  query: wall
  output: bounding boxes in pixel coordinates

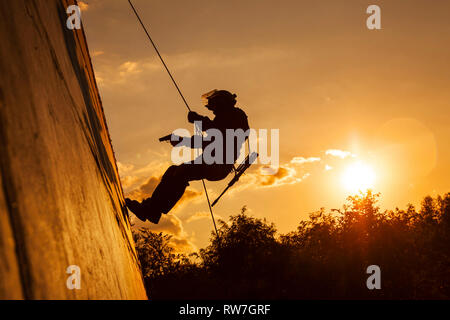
[0,0,147,299]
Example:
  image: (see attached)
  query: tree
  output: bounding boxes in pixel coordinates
[133,192,450,299]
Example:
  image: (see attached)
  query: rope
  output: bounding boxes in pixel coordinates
[127,0,220,242]
[202,179,220,243]
[127,0,191,112]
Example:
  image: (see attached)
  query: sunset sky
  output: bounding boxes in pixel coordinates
[80,0,450,251]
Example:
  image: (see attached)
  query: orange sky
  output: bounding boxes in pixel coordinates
[81,0,450,251]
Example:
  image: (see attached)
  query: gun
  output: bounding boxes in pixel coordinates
[159,134,173,142]
[211,152,258,207]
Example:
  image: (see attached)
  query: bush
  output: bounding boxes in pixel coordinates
[134,192,450,299]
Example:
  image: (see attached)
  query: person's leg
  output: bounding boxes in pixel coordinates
[127,163,232,223]
[127,163,202,223]
[152,163,232,213]
[125,198,153,222]
[204,164,234,182]
[146,163,204,217]
[151,165,190,214]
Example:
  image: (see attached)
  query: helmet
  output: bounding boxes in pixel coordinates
[202,89,237,108]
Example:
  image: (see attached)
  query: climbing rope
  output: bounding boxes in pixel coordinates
[127,0,220,242]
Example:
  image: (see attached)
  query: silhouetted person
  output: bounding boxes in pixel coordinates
[126,90,250,223]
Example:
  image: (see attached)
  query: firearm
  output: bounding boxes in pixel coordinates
[159,134,173,142]
[211,152,258,207]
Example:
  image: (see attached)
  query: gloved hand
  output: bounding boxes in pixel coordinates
[188,111,202,123]
[169,135,181,147]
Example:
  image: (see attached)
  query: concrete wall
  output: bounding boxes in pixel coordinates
[0,0,147,299]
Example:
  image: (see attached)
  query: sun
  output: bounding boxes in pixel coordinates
[341,162,376,193]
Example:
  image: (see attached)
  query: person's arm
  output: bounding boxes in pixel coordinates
[169,135,204,149]
[188,111,215,130]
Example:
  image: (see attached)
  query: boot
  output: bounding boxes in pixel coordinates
[125,198,162,224]
[141,198,162,224]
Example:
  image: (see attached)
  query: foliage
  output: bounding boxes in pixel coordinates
[133,192,450,299]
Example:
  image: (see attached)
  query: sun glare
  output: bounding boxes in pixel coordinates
[341,162,376,193]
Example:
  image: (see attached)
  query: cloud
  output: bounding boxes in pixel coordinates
[120,175,140,189]
[257,166,299,187]
[245,154,324,189]
[230,162,308,194]
[91,51,104,57]
[132,214,197,253]
[119,61,142,77]
[125,174,201,203]
[325,149,355,159]
[92,47,290,87]
[117,159,171,195]
[169,237,196,252]
[290,156,321,165]
[78,1,89,11]
[133,160,170,176]
[117,161,134,174]
[117,162,140,189]
[125,176,160,201]
[138,48,289,73]
[225,149,355,194]
[180,189,202,204]
[186,211,210,223]
[149,214,182,235]
[185,211,223,223]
